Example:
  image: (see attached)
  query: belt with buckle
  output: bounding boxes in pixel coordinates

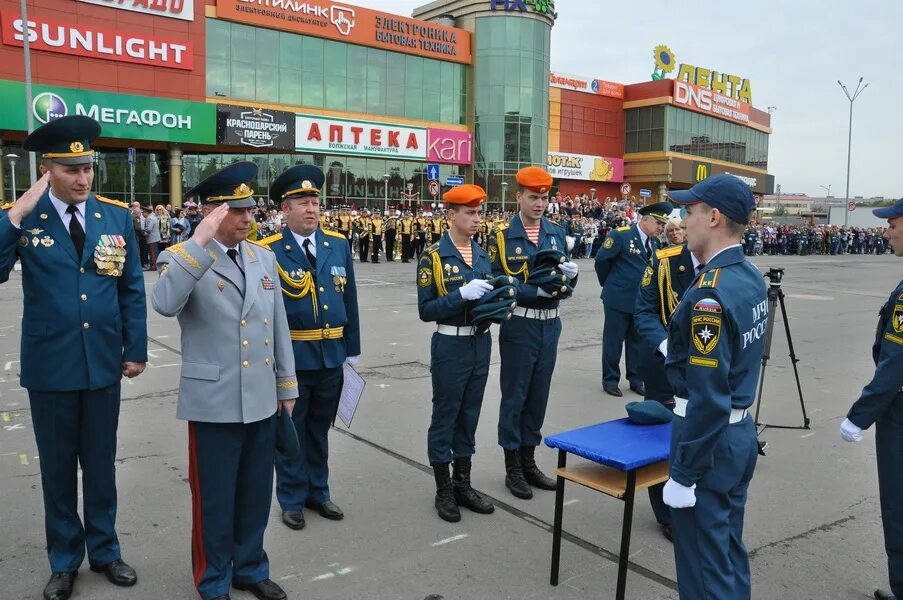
[437,324,479,336]
[674,396,748,424]
[511,307,560,320]
[290,326,345,341]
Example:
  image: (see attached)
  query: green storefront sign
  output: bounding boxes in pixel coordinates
[0,80,215,145]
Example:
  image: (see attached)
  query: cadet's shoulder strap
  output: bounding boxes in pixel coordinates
[697,268,722,289]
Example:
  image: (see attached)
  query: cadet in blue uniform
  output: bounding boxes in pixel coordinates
[418,185,496,523]
[488,167,579,499]
[634,233,699,540]
[594,202,671,397]
[262,165,361,530]
[662,174,765,599]
[841,198,903,600]
[0,116,147,600]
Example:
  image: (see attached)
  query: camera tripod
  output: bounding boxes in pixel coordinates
[753,269,811,455]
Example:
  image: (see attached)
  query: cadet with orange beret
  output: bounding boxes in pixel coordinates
[417,184,496,523]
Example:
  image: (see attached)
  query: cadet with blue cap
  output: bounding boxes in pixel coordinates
[260,165,360,531]
[594,200,671,398]
[841,198,903,600]
[661,173,765,599]
[153,162,298,600]
[418,184,497,523]
[0,115,147,600]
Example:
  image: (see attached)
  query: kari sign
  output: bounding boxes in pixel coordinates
[295,114,427,160]
[547,152,624,182]
[549,71,624,99]
[673,80,751,125]
[1,13,193,70]
[216,0,471,64]
[427,128,472,165]
[76,0,195,21]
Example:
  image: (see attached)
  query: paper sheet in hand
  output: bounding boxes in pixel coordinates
[337,363,365,428]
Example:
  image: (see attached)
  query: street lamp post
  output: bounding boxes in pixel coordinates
[382,173,389,215]
[501,181,508,213]
[838,78,868,227]
[5,153,19,200]
[819,184,832,216]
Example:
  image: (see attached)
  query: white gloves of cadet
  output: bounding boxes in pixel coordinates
[344,355,360,367]
[460,279,493,301]
[658,339,668,358]
[536,287,553,298]
[840,418,863,443]
[663,478,696,508]
[559,261,579,279]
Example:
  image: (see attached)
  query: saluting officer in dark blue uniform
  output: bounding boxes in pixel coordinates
[488,167,579,499]
[418,184,496,523]
[261,165,361,530]
[0,116,147,600]
[841,199,903,600]
[594,203,670,397]
[634,227,701,540]
[661,174,765,599]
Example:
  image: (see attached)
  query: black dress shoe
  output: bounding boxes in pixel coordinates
[875,590,897,600]
[282,509,305,530]
[43,572,77,600]
[604,387,623,397]
[660,524,673,542]
[90,559,137,587]
[306,499,344,520]
[629,383,646,396]
[234,578,287,600]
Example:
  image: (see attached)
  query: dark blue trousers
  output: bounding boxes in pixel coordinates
[601,305,643,389]
[275,366,343,509]
[670,415,758,599]
[639,343,674,526]
[497,315,561,450]
[29,385,122,573]
[188,417,275,600]
[427,332,491,464]
[876,392,903,598]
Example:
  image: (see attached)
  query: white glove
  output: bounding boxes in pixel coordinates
[658,339,668,358]
[840,418,863,443]
[663,478,696,508]
[536,287,554,298]
[459,279,493,301]
[559,261,579,279]
[344,355,360,367]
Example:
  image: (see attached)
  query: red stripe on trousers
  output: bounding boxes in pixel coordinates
[188,423,207,590]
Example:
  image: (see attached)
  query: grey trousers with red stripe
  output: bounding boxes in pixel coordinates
[188,417,276,600]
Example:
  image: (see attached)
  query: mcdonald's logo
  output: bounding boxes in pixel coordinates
[693,161,711,183]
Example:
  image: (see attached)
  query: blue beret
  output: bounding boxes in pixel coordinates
[625,401,673,425]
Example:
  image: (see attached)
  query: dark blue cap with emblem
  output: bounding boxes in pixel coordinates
[669,174,756,225]
[184,161,258,208]
[23,115,101,166]
[638,201,673,223]
[873,198,903,220]
[270,165,325,203]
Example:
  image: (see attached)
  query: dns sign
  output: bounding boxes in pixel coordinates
[490,0,557,17]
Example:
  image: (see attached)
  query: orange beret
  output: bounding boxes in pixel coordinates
[516,166,553,193]
[443,184,486,207]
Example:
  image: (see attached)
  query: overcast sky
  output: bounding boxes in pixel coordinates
[351,0,899,199]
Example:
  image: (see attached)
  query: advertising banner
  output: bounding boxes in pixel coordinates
[672,80,751,126]
[549,71,624,99]
[218,104,295,149]
[295,114,427,160]
[0,13,193,70]
[215,0,471,64]
[76,0,195,21]
[0,80,215,144]
[547,152,624,182]
[427,128,472,165]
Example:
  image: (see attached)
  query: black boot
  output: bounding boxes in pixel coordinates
[503,449,533,499]
[452,457,494,514]
[432,463,461,522]
[520,445,557,490]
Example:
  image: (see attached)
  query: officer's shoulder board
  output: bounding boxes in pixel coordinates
[425,241,440,255]
[616,225,631,232]
[257,232,283,248]
[0,201,14,210]
[247,238,275,254]
[656,245,683,260]
[697,268,722,289]
[96,195,129,209]
[321,228,346,241]
[544,217,565,232]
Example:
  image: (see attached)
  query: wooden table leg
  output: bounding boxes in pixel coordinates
[615,469,637,600]
[549,449,567,586]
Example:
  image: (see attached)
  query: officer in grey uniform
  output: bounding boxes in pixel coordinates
[152,162,298,600]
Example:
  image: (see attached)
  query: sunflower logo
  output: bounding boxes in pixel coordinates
[652,45,676,80]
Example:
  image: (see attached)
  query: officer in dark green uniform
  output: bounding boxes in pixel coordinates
[0,116,148,600]
[841,198,903,600]
[418,184,496,523]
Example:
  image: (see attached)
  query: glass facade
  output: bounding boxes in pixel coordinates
[207,20,467,125]
[625,106,770,169]
[473,16,551,202]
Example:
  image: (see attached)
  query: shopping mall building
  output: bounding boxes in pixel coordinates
[0,0,773,208]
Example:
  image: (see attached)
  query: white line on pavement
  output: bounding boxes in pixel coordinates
[431,534,469,547]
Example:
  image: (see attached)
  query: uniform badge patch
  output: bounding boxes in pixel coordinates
[18,236,27,247]
[893,304,903,334]
[694,298,722,314]
[603,237,614,250]
[489,245,498,263]
[641,266,653,287]
[692,314,721,354]
[418,267,433,288]
[261,274,275,290]
[515,246,523,255]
